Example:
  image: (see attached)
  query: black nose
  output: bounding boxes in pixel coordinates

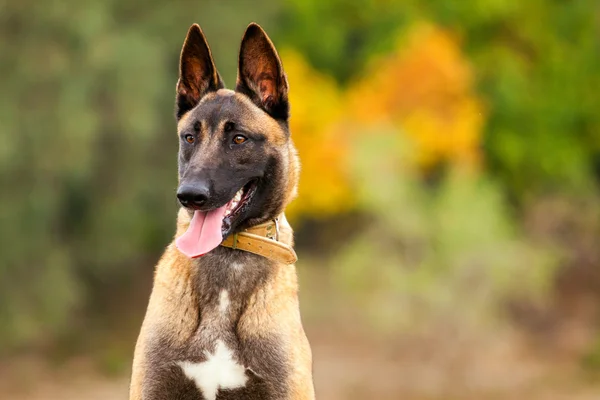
[177,183,210,209]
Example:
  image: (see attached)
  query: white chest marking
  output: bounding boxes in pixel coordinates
[178,340,247,400]
[218,290,230,313]
[231,262,244,271]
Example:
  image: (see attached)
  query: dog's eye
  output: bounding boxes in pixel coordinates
[184,134,195,144]
[233,135,247,145]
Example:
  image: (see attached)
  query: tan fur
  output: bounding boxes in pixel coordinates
[131,206,313,399]
[236,217,313,398]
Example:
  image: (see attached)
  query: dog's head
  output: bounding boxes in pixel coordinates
[174,23,299,257]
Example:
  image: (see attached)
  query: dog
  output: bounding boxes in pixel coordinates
[129,23,315,400]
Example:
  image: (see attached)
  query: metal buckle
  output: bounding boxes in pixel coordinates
[274,218,280,241]
[266,218,280,241]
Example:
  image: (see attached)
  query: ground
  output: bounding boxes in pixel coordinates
[2,328,599,400]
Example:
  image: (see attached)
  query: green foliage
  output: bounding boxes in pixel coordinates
[434,0,600,197]
[279,0,600,198]
[583,337,600,371]
[278,0,416,82]
[330,130,558,333]
[0,0,279,351]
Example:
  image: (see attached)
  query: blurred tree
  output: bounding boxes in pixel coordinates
[281,49,353,218]
[345,23,485,170]
[279,0,600,198]
[284,22,485,219]
[0,0,279,351]
[441,0,600,198]
[277,0,417,83]
[333,131,557,333]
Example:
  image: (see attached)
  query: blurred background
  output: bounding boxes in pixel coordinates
[1,0,600,399]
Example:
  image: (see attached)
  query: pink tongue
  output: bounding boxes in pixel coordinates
[176,205,227,258]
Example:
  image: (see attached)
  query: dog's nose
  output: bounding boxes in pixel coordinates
[177,184,210,209]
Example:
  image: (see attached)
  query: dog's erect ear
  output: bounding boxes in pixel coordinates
[176,24,224,119]
[235,23,289,121]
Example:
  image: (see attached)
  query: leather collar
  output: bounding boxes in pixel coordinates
[220,218,298,264]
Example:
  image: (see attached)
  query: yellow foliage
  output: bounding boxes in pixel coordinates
[281,49,354,219]
[283,23,486,219]
[346,23,485,169]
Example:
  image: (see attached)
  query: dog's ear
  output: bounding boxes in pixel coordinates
[235,23,289,121]
[176,24,224,119]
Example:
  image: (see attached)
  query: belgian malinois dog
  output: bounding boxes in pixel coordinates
[129,23,315,400]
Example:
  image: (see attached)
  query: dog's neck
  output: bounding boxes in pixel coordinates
[171,208,297,326]
[174,207,296,287]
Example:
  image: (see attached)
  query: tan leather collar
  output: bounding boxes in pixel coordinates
[220,218,298,264]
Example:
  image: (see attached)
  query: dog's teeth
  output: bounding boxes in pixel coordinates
[225,191,243,216]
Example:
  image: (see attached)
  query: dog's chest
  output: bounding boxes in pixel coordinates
[176,290,248,400]
[144,260,288,399]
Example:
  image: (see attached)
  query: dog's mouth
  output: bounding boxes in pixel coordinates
[222,179,258,236]
[176,180,258,259]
